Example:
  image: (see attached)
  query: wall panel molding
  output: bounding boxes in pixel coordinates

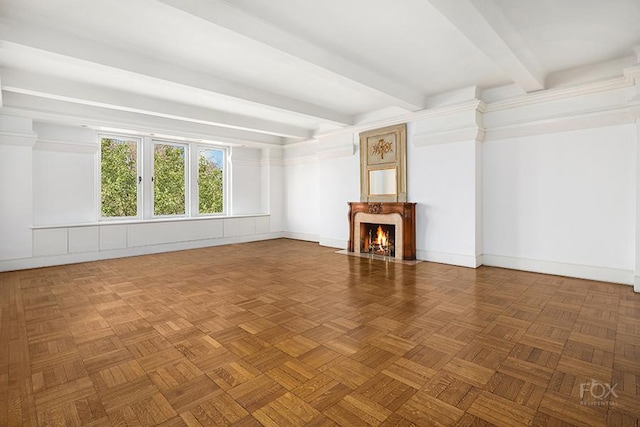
[34,138,98,154]
[483,254,634,286]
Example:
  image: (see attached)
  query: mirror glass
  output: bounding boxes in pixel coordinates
[369,169,396,195]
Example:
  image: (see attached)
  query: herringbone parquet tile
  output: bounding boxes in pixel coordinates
[1,238,639,426]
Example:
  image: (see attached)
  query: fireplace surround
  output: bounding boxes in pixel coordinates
[348,202,416,260]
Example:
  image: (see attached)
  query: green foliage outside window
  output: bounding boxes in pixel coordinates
[101,138,138,217]
[154,144,186,216]
[199,149,224,214]
[101,138,224,218]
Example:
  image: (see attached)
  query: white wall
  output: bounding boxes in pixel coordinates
[284,160,320,240]
[0,115,36,260]
[280,110,483,267]
[0,144,33,260]
[281,75,639,285]
[408,140,480,266]
[317,143,360,248]
[0,116,284,271]
[2,66,639,287]
[483,124,635,280]
[33,150,96,225]
[265,149,285,233]
[231,146,264,215]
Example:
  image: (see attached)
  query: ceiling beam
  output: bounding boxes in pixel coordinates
[0,21,353,127]
[427,0,545,92]
[1,68,312,139]
[2,91,285,146]
[157,0,426,110]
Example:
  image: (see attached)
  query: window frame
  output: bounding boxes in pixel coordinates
[195,144,228,217]
[151,139,189,218]
[97,134,230,222]
[98,133,143,221]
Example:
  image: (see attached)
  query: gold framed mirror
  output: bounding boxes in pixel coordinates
[359,123,407,202]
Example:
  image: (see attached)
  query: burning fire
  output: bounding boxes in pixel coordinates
[375,225,387,247]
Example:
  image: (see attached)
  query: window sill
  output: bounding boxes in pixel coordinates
[32,213,269,229]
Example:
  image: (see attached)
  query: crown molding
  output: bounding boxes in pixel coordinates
[229,157,263,167]
[0,130,38,147]
[261,158,284,168]
[293,71,639,150]
[484,106,633,141]
[485,72,635,113]
[623,64,640,82]
[311,100,485,141]
[412,125,485,147]
[34,138,98,154]
[281,154,318,166]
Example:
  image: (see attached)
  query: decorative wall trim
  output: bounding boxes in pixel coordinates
[300,70,640,150]
[261,158,284,168]
[312,100,484,140]
[282,154,318,166]
[282,232,319,242]
[319,237,347,249]
[34,138,99,154]
[416,249,481,268]
[484,74,634,113]
[635,276,640,293]
[0,232,284,273]
[2,93,284,148]
[623,64,640,83]
[483,254,634,285]
[316,144,355,160]
[412,125,485,147]
[0,130,38,147]
[484,107,634,141]
[231,157,263,166]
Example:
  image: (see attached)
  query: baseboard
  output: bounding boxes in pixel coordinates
[416,250,481,268]
[634,276,640,293]
[282,232,320,243]
[0,232,284,272]
[319,237,347,249]
[483,254,634,285]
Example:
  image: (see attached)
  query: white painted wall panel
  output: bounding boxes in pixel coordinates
[128,219,224,247]
[33,228,68,256]
[255,216,270,234]
[269,162,284,233]
[69,226,99,253]
[33,150,96,225]
[224,217,255,237]
[0,145,33,260]
[317,152,359,247]
[408,140,478,257]
[284,161,319,238]
[232,147,263,215]
[99,225,127,250]
[483,124,635,270]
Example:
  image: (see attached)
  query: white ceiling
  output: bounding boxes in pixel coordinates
[1,0,639,145]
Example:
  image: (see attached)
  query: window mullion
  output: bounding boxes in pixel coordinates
[190,145,199,216]
[142,137,153,220]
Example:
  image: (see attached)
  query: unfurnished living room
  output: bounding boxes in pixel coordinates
[1,0,640,426]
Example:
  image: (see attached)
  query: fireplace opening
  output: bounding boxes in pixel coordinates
[360,223,395,257]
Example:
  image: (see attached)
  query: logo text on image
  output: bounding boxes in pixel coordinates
[579,380,618,406]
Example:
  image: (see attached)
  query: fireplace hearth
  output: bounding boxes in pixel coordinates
[348,202,416,260]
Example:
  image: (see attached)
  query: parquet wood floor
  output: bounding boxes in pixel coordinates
[1,238,639,426]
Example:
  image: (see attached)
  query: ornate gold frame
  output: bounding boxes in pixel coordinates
[359,123,407,202]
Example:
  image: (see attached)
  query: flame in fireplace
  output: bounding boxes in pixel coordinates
[375,225,387,247]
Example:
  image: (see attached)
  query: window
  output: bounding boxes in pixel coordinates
[99,134,227,221]
[100,136,140,218]
[198,147,224,214]
[153,142,186,216]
